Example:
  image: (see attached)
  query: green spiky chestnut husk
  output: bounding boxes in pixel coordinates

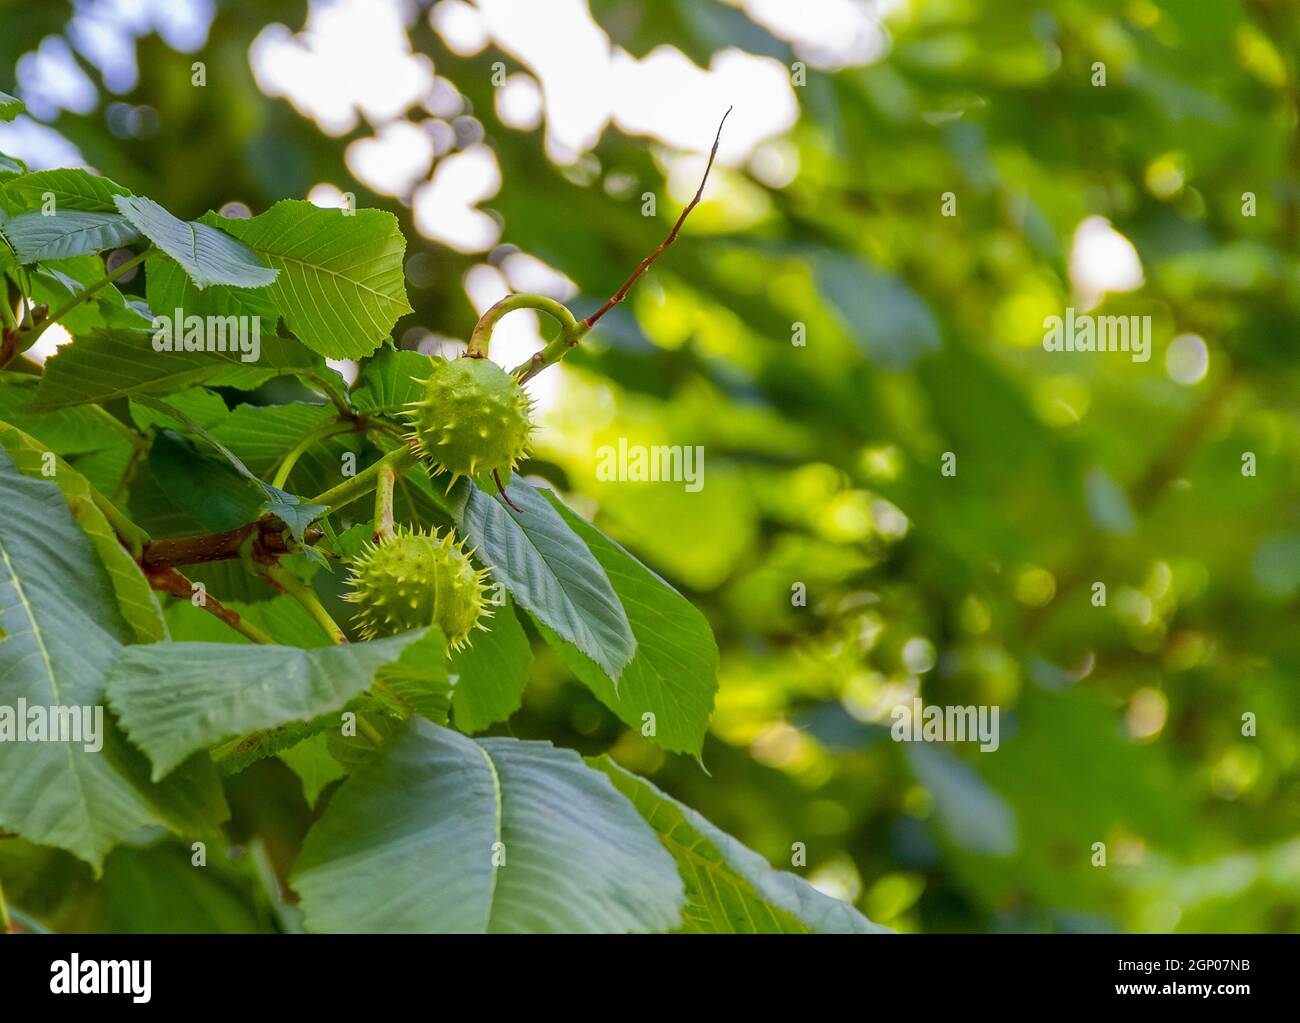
[404,356,533,485]
[344,527,491,648]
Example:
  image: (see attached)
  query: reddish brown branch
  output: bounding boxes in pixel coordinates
[146,566,240,628]
[139,517,322,571]
[494,468,524,513]
[144,565,275,644]
[581,106,732,330]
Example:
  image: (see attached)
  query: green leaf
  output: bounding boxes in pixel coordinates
[165,593,331,648]
[0,449,226,872]
[321,521,373,561]
[106,628,429,780]
[144,250,278,324]
[31,328,321,410]
[210,401,359,498]
[213,719,324,776]
[133,395,250,474]
[387,456,461,533]
[137,396,258,476]
[98,843,270,934]
[539,491,717,756]
[907,745,1018,858]
[279,733,347,807]
[0,422,166,643]
[0,90,22,121]
[1,210,140,263]
[113,195,277,289]
[260,488,328,543]
[816,255,942,369]
[594,756,890,934]
[26,255,143,335]
[2,168,128,212]
[0,153,26,182]
[0,373,131,454]
[460,479,635,683]
[351,346,434,414]
[128,386,230,433]
[135,395,327,540]
[324,698,401,768]
[370,628,453,724]
[146,431,264,531]
[66,441,138,499]
[292,721,685,932]
[449,599,531,732]
[214,200,412,359]
[208,401,337,471]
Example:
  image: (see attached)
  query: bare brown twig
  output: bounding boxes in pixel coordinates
[581,106,732,330]
[145,565,275,644]
[494,468,524,512]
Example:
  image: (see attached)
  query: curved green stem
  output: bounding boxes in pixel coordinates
[271,423,355,490]
[263,562,347,644]
[309,445,418,513]
[468,293,579,359]
[358,716,385,747]
[225,613,276,645]
[17,270,32,330]
[0,282,18,332]
[510,320,590,384]
[304,370,353,417]
[20,247,155,350]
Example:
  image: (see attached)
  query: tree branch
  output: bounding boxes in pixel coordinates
[309,444,419,512]
[145,565,275,644]
[507,107,731,387]
[140,517,322,571]
[581,106,731,330]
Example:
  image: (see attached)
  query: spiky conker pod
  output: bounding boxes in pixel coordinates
[403,356,533,486]
[344,527,491,649]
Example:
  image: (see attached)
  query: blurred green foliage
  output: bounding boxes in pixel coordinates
[2,0,1299,934]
